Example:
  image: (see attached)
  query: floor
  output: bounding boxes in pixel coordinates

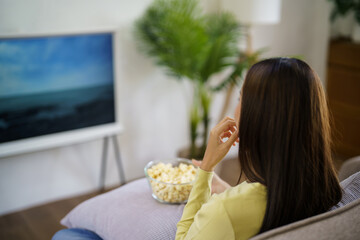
[0,156,347,240]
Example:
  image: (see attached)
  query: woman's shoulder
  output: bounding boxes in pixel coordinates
[208,181,267,238]
[220,181,266,200]
[215,181,267,214]
[209,181,267,211]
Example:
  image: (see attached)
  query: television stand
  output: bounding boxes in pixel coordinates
[99,135,126,190]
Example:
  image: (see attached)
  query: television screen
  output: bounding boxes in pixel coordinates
[0,32,116,144]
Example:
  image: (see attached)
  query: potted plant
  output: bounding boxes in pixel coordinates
[134,0,243,159]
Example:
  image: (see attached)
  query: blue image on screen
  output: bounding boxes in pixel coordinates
[0,33,116,143]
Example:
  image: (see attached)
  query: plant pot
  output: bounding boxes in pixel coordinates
[330,12,355,39]
[352,24,360,43]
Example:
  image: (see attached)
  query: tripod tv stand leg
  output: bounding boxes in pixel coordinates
[99,135,126,191]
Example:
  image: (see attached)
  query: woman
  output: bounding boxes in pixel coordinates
[175,57,342,239]
[53,58,342,240]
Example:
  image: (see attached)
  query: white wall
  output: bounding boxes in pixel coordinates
[251,0,331,83]
[0,0,332,215]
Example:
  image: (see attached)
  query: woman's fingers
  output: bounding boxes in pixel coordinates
[218,116,233,125]
[220,131,232,139]
[214,119,237,136]
[215,117,235,132]
[200,116,239,172]
[216,117,238,144]
[225,128,239,147]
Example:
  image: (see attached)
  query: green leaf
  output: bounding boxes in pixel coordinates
[328,0,359,22]
[134,0,209,81]
[200,12,241,82]
[134,0,242,83]
[211,48,265,92]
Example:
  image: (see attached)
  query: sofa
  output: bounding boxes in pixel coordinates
[61,156,360,240]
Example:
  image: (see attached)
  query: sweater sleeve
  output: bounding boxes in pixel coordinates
[175,169,267,240]
[175,168,213,240]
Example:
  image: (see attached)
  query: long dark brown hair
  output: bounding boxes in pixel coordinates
[237,58,342,234]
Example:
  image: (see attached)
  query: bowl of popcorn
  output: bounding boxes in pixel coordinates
[144,158,198,204]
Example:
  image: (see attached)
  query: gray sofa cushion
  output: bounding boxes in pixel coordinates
[338,156,360,181]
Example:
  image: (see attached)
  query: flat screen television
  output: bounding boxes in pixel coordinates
[0,30,122,157]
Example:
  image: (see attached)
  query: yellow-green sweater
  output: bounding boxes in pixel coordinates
[175,169,267,240]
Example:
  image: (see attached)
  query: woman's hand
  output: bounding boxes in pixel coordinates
[200,117,238,172]
[192,160,231,194]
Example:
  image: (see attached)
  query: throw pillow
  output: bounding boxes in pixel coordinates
[61,178,184,240]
